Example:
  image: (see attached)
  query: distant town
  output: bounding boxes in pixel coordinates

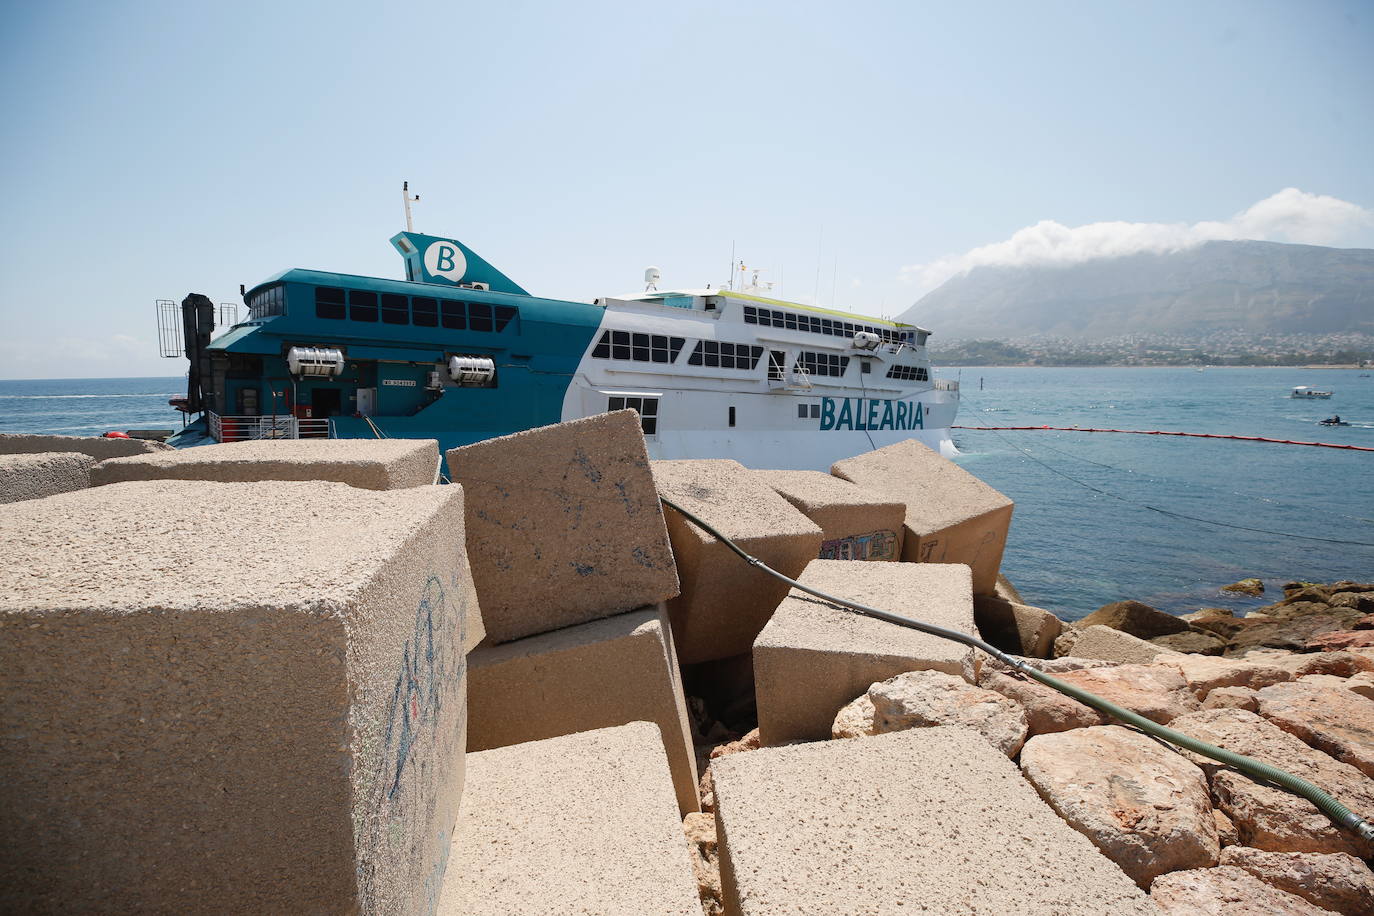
[930,331,1374,368]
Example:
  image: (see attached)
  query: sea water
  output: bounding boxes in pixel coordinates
[951,367,1374,619]
[2,369,1371,620]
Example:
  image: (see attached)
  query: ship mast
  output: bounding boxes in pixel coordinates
[402,181,420,232]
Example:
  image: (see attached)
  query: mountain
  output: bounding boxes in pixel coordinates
[899,240,1374,338]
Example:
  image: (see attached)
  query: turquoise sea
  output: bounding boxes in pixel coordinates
[2,369,1371,621]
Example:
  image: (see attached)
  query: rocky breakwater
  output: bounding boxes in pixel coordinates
[821,582,1374,914]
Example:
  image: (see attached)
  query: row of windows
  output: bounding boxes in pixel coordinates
[687,341,764,370]
[743,305,915,345]
[591,330,687,363]
[797,404,822,419]
[247,285,286,319]
[314,287,517,332]
[886,364,930,381]
[608,396,659,435]
[795,351,850,377]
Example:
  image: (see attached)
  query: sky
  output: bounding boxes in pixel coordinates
[1,0,1371,379]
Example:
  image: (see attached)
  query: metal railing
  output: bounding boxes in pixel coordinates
[934,378,960,391]
[768,367,813,391]
[208,412,332,442]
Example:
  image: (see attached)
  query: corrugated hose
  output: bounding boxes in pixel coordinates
[659,495,1374,844]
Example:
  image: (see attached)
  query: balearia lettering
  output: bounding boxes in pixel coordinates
[819,398,924,431]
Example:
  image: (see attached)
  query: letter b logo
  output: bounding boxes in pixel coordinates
[424,240,468,282]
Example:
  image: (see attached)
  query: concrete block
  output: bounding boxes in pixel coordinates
[654,459,823,664]
[447,410,679,644]
[0,452,94,504]
[0,431,170,459]
[466,604,699,815]
[711,727,1156,915]
[754,469,905,561]
[0,480,479,915]
[975,593,1064,658]
[91,438,440,490]
[753,561,977,745]
[1056,624,1183,664]
[831,439,1014,595]
[438,723,701,916]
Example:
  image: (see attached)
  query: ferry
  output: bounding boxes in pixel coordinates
[160,226,958,470]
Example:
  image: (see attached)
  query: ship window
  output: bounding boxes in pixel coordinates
[729,405,736,427]
[795,351,849,377]
[821,319,834,335]
[315,286,346,320]
[686,341,764,370]
[248,285,286,319]
[469,301,493,333]
[797,404,808,419]
[887,365,930,382]
[440,299,466,329]
[591,330,686,363]
[743,306,757,323]
[785,313,798,330]
[412,297,438,327]
[861,360,872,374]
[811,404,821,418]
[494,305,518,331]
[381,293,409,325]
[350,290,378,322]
[607,395,659,436]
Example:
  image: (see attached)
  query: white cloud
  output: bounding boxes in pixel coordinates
[900,188,1373,293]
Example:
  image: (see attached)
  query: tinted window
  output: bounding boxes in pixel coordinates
[412,297,438,327]
[469,301,493,333]
[350,290,378,322]
[440,299,466,330]
[381,293,409,325]
[315,286,346,320]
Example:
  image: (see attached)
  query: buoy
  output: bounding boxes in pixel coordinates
[102,431,131,439]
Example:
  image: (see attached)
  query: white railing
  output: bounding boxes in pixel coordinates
[768,367,813,391]
[934,378,960,392]
[208,412,332,442]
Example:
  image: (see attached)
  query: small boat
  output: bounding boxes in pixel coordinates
[1291,386,1333,399]
[1318,417,1351,427]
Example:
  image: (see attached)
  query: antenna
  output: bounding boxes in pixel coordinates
[644,266,661,291]
[402,181,420,232]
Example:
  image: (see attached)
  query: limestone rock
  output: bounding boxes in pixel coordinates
[1331,591,1374,612]
[1265,650,1374,678]
[1150,866,1335,915]
[1222,578,1265,596]
[1155,654,1293,699]
[1056,624,1182,664]
[1167,709,1374,857]
[708,729,760,761]
[1220,846,1374,915]
[1296,673,1350,690]
[984,654,1118,674]
[682,812,718,851]
[1151,630,1229,656]
[866,670,1028,756]
[973,594,1063,658]
[1253,680,1374,778]
[1203,687,1259,711]
[1020,726,1219,887]
[1214,809,1239,847]
[831,694,879,738]
[1307,629,1374,651]
[1347,671,1374,700]
[1079,599,1192,639]
[1226,610,1366,655]
[977,669,1107,736]
[1054,663,1202,724]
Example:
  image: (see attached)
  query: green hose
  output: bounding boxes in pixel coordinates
[659,496,1374,844]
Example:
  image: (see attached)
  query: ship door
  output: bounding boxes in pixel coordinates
[314,389,342,418]
[768,350,787,381]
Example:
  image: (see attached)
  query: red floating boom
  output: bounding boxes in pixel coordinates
[953,426,1374,452]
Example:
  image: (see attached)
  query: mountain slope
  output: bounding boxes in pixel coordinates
[899,240,1374,338]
